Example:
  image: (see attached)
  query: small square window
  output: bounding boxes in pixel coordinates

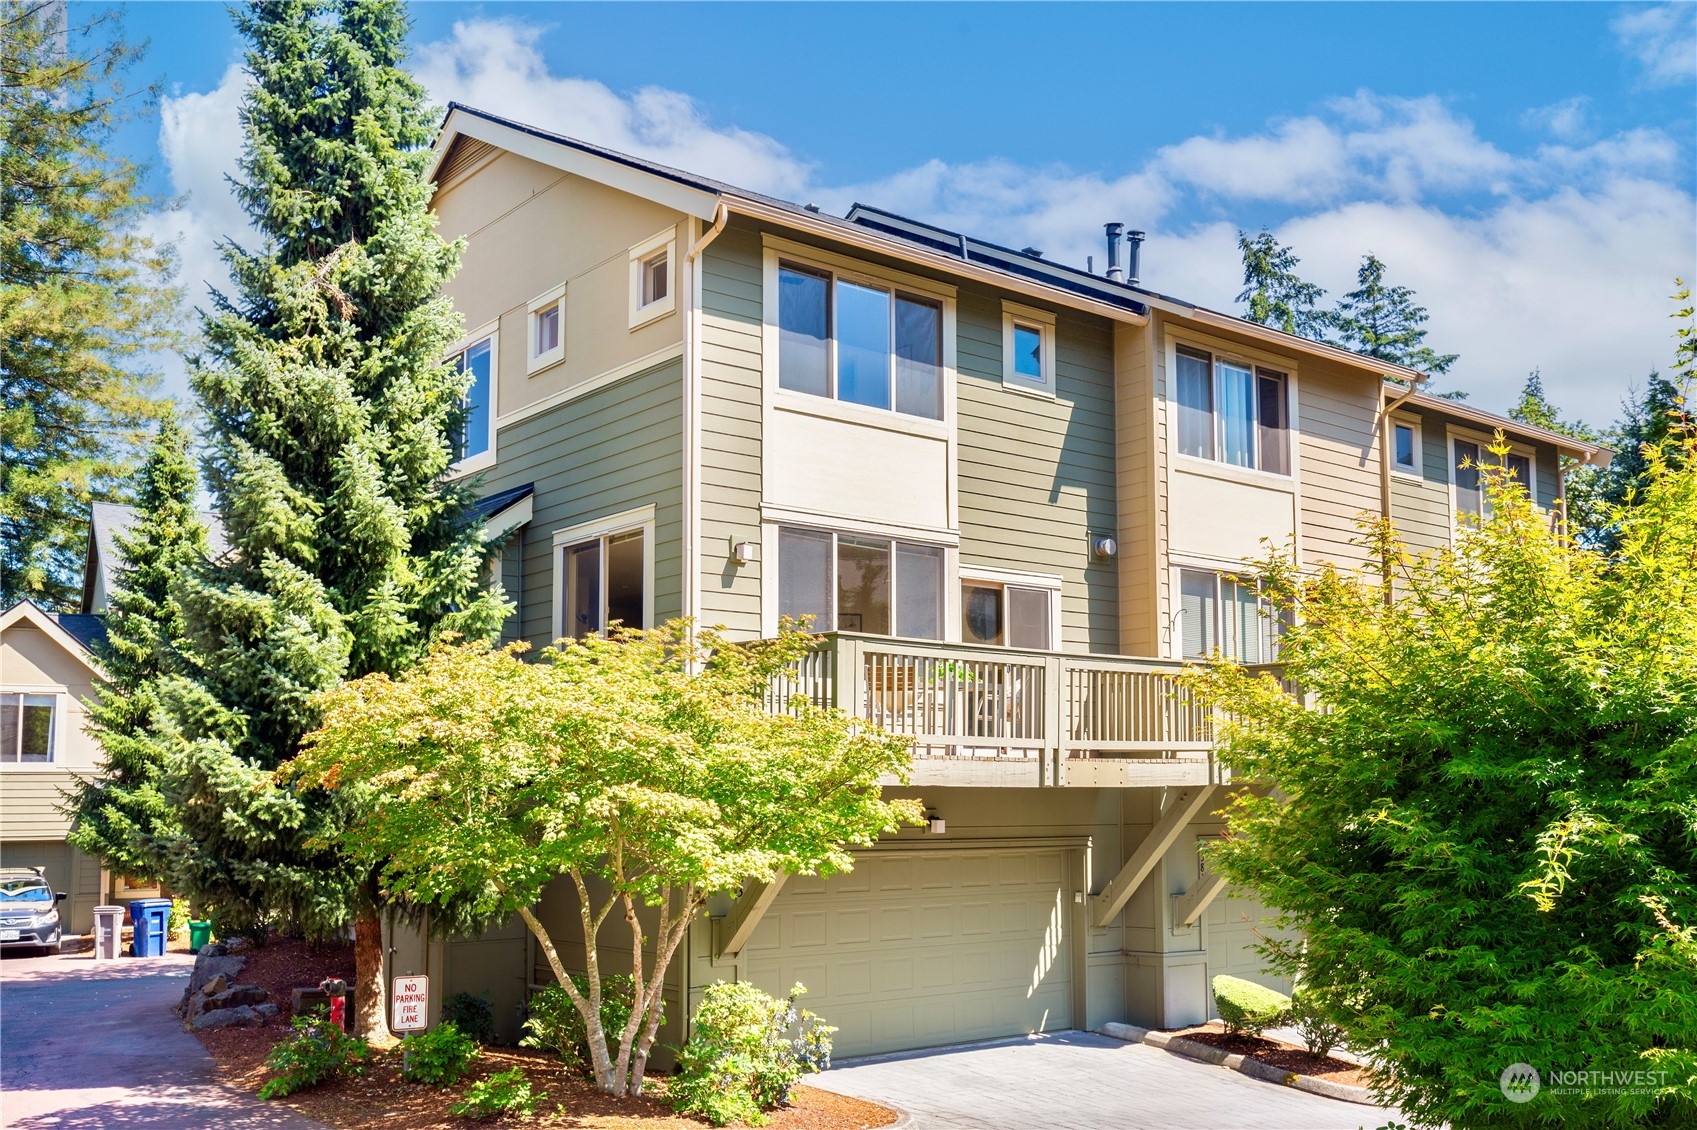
[526,285,566,374]
[534,304,560,357]
[1002,301,1056,395]
[642,251,668,307]
[1394,422,1418,472]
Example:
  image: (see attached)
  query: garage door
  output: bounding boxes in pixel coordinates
[742,847,1074,1057]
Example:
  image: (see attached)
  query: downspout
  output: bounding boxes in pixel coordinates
[681,201,729,635]
[1377,375,1427,600]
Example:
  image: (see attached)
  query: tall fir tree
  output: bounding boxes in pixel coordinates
[1235,229,1331,340]
[0,3,179,610]
[160,0,507,1041]
[66,415,206,881]
[1332,253,1459,378]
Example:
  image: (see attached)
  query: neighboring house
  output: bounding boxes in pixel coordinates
[0,602,109,933]
[403,104,1609,1053]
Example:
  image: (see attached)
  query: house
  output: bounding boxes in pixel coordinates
[0,601,110,933]
[404,104,1609,1053]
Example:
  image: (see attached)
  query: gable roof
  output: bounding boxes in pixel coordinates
[83,502,229,614]
[1386,384,1611,466]
[0,601,106,679]
[431,103,1427,385]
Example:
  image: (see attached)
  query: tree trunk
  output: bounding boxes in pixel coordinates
[352,910,388,1045]
[628,891,699,1096]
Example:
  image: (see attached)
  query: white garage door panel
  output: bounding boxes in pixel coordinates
[743,848,1073,1057]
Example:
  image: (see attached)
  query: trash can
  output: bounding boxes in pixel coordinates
[128,898,173,957]
[92,906,125,962]
[188,920,212,954]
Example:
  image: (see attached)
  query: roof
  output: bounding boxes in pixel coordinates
[475,483,535,520]
[1387,384,1612,466]
[53,614,109,653]
[432,103,1427,384]
[84,502,228,614]
[0,601,106,678]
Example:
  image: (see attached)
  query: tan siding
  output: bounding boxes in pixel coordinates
[0,769,81,839]
[1297,359,1381,570]
[697,226,765,636]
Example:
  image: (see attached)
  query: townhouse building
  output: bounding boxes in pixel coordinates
[399,104,1608,1053]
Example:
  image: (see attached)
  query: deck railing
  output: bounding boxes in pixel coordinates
[766,633,1216,763]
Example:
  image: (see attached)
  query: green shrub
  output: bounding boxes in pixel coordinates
[258,1008,370,1099]
[669,980,836,1127]
[401,1021,480,1086]
[167,898,190,936]
[450,1068,535,1120]
[519,974,654,1075]
[1210,975,1291,1037]
[441,992,496,1045]
[1288,988,1346,1060]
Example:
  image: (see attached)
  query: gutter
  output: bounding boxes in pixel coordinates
[680,203,730,632]
[1378,376,1428,597]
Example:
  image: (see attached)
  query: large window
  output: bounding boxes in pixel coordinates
[553,511,651,640]
[0,693,56,763]
[961,579,1054,650]
[1177,569,1281,663]
[778,526,943,638]
[1453,437,1533,524]
[451,336,494,464]
[1175,346,1289,475]
[777,263,943,420]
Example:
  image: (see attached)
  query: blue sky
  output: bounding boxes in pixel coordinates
[103,1,1697,424]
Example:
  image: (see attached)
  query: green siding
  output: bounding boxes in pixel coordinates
[698,228,765,636]
[481,360,683,649]
[955,291,1120,653]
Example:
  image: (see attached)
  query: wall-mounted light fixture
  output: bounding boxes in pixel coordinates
[926,811,946,835]
[1092,536,1118,561]
[732,540,758,566]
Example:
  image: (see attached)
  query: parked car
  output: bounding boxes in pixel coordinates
[0,868,66,955]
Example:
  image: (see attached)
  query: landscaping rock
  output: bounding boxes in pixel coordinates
[200,973,229,998]
[190,1004,262,1031]
[255,1002,279,1019]
[176,949,248,1019]
[204,983,269,1011]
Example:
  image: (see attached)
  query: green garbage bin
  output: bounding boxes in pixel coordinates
[188,920,213,954]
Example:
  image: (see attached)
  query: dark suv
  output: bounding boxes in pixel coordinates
[0,868,66,955]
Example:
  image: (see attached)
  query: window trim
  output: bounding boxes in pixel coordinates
[760,236,958,441]
[0,689,62,767]
[628,228,677,329]
[1446,425,1539,531]
[1166,333,1299,482]
[959,564,1063,651]
[446,319,499,478]
[1001,301,1057,397]
[1391,415,1423,478]
[526,283,566,375]
[550,505,656,641]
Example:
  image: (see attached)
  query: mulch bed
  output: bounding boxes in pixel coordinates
[1165,1022,1373,1089]
[193,937,896,1129]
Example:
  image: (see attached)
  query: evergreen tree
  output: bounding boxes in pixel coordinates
[0,3,179,610]
[160,0,507,1041]
[1235,229,1331,340]
[1333,253,1458,377]
[66,415,205,881]
[1507,369,1606,545]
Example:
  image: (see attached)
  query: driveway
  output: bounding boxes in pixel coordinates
[0,948,324,1129]
[809,1030,1396,1130]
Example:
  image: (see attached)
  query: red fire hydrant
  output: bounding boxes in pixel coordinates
[320,977,348,1029]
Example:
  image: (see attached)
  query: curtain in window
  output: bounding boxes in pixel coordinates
[1176,350,1214,459]
[1222,578,1263,663]
[894,543,942,639]
[1256,370,1288,475]
[778,267,829,396]
[1179,570,1217,659]
[894,298,942,419]
[779,528,833,630]
[1218,362,1255,468]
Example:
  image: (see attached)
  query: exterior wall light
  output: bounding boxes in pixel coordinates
[732,540,758,566]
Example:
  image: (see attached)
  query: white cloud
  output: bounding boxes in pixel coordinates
[1523,96,1592,142]
[151,16,1694,430]
[1612,3,1697,87]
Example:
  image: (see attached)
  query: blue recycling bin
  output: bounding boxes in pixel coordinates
[129,898,173,957]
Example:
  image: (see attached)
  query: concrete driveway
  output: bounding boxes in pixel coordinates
[0,948,323,1129]
[809,1030,1396,1130]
